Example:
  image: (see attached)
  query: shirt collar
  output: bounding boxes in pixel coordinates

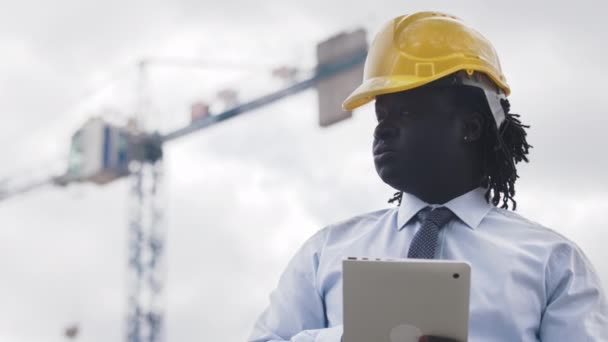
[396,187,493,230]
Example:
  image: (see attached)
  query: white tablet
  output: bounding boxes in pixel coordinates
[342,258,471,342]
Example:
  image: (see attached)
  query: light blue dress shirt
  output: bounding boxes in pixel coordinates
[249,188,608,341]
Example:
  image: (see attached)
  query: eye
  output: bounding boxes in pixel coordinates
[400,109,423,119]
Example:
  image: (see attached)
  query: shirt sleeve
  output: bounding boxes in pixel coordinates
[539,243,608,341]
[248,228,342,342]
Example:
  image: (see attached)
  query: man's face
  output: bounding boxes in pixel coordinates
[373,87,469,194]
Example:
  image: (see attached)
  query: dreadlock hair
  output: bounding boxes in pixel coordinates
[388,86,532,210]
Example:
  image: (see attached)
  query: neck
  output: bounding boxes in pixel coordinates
[404,162,483,205]
[409,182,479,205]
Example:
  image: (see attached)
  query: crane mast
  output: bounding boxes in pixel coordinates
[127,159,165,342]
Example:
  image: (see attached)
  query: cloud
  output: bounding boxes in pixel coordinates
[0,1,606,341]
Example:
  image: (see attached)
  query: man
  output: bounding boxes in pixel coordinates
[249,11,608,342]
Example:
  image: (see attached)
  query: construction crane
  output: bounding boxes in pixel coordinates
[0,29,367,342]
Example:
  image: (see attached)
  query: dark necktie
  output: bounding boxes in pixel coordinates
[407,207,454,259]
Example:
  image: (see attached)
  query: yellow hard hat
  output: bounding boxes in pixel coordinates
[342,11,510,112]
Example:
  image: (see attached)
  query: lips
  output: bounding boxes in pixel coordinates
[373,145,399,163]
[374,151,397,163]
[373,144,397,156]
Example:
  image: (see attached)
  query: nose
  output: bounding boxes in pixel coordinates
[374,119,399,141]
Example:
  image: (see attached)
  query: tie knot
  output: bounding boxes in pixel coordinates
[416,206,454,228]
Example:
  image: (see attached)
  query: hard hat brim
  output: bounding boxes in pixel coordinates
[342,75,433,110]
[342,68,510,111]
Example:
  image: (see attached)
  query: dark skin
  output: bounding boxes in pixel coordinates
[373,86,485,205]
[373,86,486,342]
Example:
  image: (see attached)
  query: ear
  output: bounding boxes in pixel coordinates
[462,112,485,143]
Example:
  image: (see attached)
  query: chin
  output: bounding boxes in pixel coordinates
[377,165,430,195]
[376,166,408,190]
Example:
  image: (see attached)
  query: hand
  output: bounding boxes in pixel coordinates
[419,336,460,342]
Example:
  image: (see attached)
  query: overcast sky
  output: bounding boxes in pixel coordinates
[1,1,607,341]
